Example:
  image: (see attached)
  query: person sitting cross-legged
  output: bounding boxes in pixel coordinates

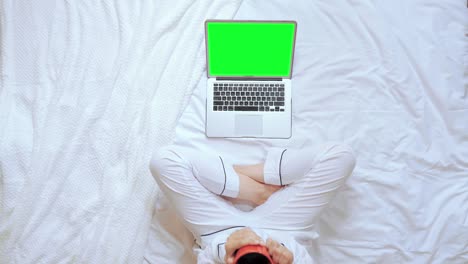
[150,143,356,264]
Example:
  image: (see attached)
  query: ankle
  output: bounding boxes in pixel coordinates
[257,190,267,206]
[254,184,270,205]
[233,164,265,183]
[256,184,282,205]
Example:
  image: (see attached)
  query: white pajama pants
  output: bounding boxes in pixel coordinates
[150,143,356,238]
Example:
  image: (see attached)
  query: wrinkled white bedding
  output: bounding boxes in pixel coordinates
[146,0,468,263]
[0,0,241,263]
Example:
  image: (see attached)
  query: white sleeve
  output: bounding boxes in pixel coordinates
[264,232,315,264]
[195,247,219,264]
[196,228,315,264]
[286,240,314,264]
[195,228,239,264]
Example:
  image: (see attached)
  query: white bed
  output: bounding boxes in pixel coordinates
[1,0,467,263]
[146,0,468,263]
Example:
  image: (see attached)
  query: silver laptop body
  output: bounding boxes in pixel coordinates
[205,20,297,138]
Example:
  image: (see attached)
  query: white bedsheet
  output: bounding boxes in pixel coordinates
[0,0,241,263]
[146,0,468,263]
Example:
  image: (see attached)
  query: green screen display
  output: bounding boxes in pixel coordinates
[206,21,296,77]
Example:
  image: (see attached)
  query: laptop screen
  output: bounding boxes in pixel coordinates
[205,21,296,78]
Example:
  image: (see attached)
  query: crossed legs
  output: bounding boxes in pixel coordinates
[227,168,282,206]
[151,143,356,236]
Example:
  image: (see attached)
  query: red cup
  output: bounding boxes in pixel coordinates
[233,245,274,264]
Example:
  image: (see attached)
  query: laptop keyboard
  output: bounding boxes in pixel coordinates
[212,82,285,112]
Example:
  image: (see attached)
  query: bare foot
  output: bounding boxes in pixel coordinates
[225,184,282,206]
[235,171,282,206]
[233,163,265,183]
[223,196,242,204]
[256,184,282,205]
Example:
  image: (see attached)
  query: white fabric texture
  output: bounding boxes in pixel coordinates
[171,147,240,198]
[0,0,241,263]
[146,0,468,263]
[150,143,355,263]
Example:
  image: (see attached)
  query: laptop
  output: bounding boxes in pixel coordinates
[205,20,297,138]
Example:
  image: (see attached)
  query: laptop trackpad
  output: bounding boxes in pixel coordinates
[235,115,263,136]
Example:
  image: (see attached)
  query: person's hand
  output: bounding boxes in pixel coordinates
[224,228,264,264]
[266,238,294,264]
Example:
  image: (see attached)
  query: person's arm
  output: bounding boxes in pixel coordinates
[195,227,264,264]
[224,228,312,264]
[196,247,217,264]
[198,227,313,264]
[266,238,294,264]
[268,237,314,264]
[224,228,264,264]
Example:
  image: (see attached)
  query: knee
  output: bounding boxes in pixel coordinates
[324,143,356,179]
[149,145,184,181]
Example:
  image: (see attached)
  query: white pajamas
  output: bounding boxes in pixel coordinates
[150,143,356,263]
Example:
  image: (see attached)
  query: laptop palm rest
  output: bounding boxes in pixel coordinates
[235,115,263,136]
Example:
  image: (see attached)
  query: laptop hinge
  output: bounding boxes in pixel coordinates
[216,77,283,81]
